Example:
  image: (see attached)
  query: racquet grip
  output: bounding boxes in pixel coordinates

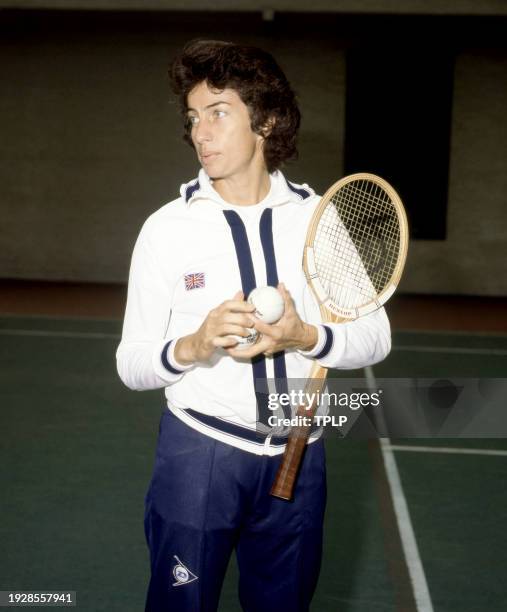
[270,406,315,500]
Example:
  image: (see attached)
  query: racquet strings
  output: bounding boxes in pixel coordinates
[313,179,401,310]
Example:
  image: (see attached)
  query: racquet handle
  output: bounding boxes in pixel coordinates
[270,403,318,500]
[270,365,328,500]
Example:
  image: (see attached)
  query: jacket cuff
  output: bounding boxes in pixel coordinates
[297,324,334,359]
[152,338,194,382]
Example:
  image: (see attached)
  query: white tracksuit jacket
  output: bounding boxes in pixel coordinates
[116,169,391,455]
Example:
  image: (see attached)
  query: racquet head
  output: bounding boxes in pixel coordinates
[304,173,408,320]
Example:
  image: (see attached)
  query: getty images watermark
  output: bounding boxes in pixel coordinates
[267,388,382,428]
[254,378,507,438]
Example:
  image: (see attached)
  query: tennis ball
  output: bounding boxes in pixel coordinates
[247,286,285,324]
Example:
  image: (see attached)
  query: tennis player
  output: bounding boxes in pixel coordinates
[116,39,391,612]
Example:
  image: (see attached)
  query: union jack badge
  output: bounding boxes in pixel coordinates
[184,272,205,291]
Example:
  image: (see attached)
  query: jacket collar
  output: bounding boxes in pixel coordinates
[180,169,314,208]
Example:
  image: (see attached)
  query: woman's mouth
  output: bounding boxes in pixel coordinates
[201,152,220,164]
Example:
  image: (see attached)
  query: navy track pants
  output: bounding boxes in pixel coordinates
[144,409,327,612]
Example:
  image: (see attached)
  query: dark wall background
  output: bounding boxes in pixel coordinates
[1,9,506,295]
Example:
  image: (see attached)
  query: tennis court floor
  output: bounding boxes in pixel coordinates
[1,314,506,611]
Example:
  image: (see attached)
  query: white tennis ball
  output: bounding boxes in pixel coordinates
[247,286,285,324]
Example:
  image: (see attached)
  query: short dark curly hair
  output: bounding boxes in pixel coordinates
[169,39,300,173]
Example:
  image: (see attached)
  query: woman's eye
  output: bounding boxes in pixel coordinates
[214,110,226,118]
[188,116,199,126]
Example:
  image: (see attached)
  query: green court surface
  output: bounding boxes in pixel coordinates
[1,315,506,611]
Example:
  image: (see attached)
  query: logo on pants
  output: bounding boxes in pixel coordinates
[172,555,198,587]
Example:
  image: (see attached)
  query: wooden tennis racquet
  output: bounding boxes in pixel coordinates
[270,173,409,500]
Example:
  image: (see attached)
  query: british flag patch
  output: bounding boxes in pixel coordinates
[184,272,205,291]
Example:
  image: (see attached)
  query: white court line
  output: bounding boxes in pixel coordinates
[0,312,120,323]
[365,365,434,612]
[394,345,507,356]
[0,329,119,339]
[386,444,507,457]
[395,328,507,339]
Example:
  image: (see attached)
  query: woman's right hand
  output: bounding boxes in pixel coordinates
[174,291,257,365]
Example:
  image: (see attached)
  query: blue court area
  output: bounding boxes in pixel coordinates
[1,315,506,611]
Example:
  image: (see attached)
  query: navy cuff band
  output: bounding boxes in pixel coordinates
[161,340,185,375]
[314,325,333,359]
